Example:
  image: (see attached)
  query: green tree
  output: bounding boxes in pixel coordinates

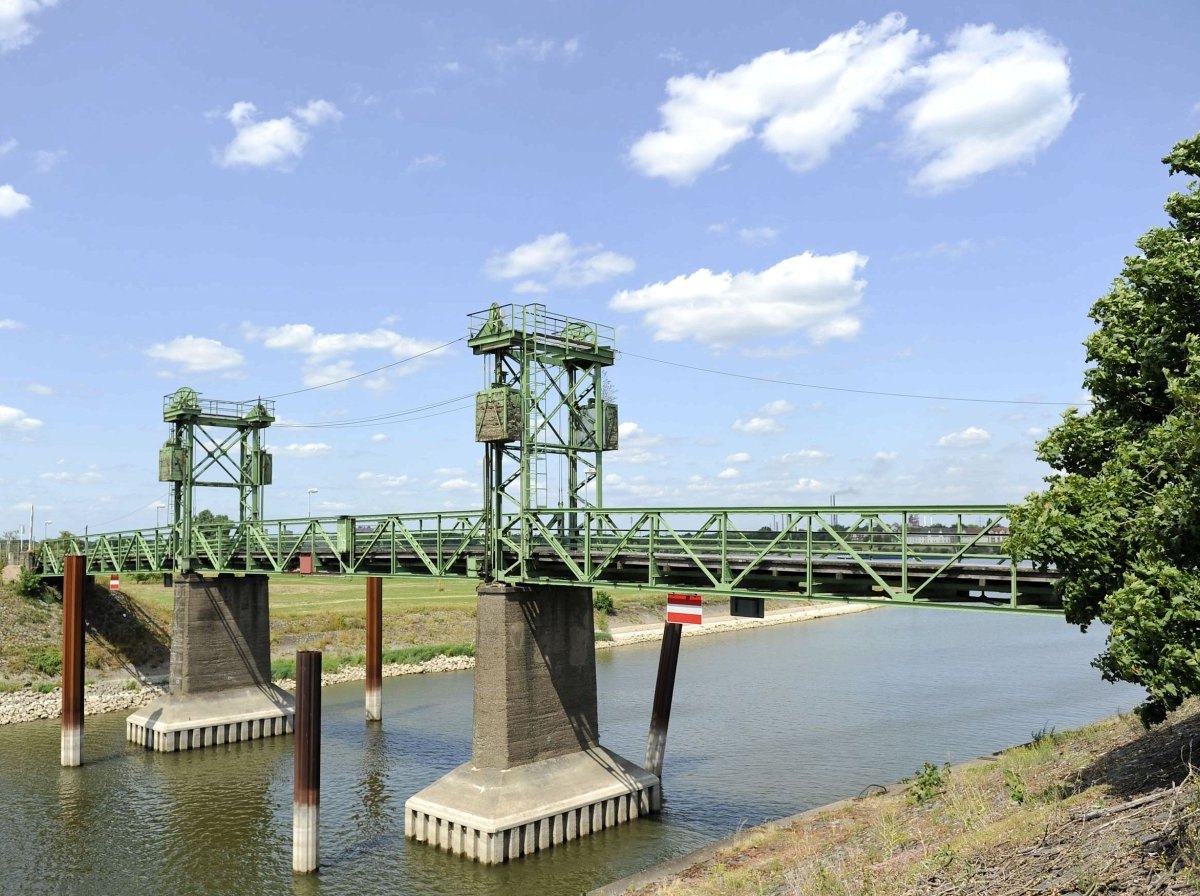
[1008,131,1200,726]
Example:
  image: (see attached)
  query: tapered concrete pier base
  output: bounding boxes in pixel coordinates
[127,686,294,752]
[406,747,659,862]
[128,572,294,751]
[405,582,658,863]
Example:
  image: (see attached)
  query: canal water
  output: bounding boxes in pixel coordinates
[1,609,1141,895]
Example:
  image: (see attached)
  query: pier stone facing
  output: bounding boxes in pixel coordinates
[405,582,659,863]
[127,572,294,751]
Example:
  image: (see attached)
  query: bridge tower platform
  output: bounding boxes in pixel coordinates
[405,582,658,863]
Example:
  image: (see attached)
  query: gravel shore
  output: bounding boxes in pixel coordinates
[0,602,872,726]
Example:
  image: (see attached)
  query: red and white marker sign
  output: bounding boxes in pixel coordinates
[109,574,121,592]
[666,593,703,626]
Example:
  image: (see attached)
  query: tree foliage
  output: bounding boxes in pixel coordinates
[1008,131,1200,726]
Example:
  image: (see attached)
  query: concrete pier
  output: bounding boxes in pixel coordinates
[127,573,294,751]
[405,582,659,863]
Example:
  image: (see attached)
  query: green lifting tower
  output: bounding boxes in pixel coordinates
[157,387,275,573]
[467,304,618,578]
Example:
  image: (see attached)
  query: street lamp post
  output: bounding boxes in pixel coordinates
[306,488,319,574]
[43,521,53,543]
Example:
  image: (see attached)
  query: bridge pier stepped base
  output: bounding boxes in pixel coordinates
[405,582,659,863]
[127,572,294,752]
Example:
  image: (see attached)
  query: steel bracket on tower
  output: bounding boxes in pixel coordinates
[157,386,275,572]
[468,304,618,579]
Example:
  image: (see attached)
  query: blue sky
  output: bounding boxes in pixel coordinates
[2,1,1199,537]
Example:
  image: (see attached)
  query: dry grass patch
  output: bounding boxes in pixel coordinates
[625,703,1200,896]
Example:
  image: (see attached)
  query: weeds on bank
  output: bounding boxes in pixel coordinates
[270,641,475,681]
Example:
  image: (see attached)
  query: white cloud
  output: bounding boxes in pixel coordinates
[0,137,15,155]
[739,226,779,245]
[629,14,925,184]
[38,469,101,483]
[218,99,341,170]
[791,477,826,492]
[277,443,333,458]
[874,450,898,461]
[901,25,1077,192]
[0,184,32,217]
[779,449,830,461]
[486,232,634,292]
[244,322,445,386]
[1026,426,1044,437]
[733,416,781,434]
[33,148,65,172]
[293,99,342,127]
[440,477,473,490]
[760,399,794,416]
[406,153,446,175]
[725,451,751,463]
[0,0,57,53]
[357,471,412,489]
[488,37,579,65]
[611,251,866,348]
[717,467,740,479]
[938,425,991,447]
[0,404,42,430]
[0,318,23,329]
[370,433,388,443]
[614,420,666,465]
[145,336,244,373]
[27,383,51,395]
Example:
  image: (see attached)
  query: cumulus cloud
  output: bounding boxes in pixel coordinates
[145,336,244,373]
[717,467,740,479]
[39,469,101,482]
[0,137,15,155]
[760,399,795,416]
[901,25,1077,192]
[629,14,925,184]
[0,318,23,329]
[611,251,866,348]
[218,99,342,170]
[356,471,412,490]
[614,420,666,465]
[277,443,332,458]
[370,433,388,443]
[792,477,826,492]
[733,417,781,434]
[440,477,473,490]
[725,451,751,463]
[0,184,32,217]
[0,0,57,53]
[779,449,830,461]
[938,425,991,447]
[488,36,579,65]
[0,404,42,430]
[874,450,898,461]
[243,322,446,387]
[486,233,634,293]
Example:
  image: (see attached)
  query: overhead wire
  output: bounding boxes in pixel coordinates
[616,349,1089,407]
[256,336,467,400]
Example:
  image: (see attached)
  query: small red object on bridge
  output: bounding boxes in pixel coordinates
[109,574,120,592]
[666,593,702,625]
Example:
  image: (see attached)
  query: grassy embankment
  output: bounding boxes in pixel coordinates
[0,573,676,688]
[617,704,1200,896]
